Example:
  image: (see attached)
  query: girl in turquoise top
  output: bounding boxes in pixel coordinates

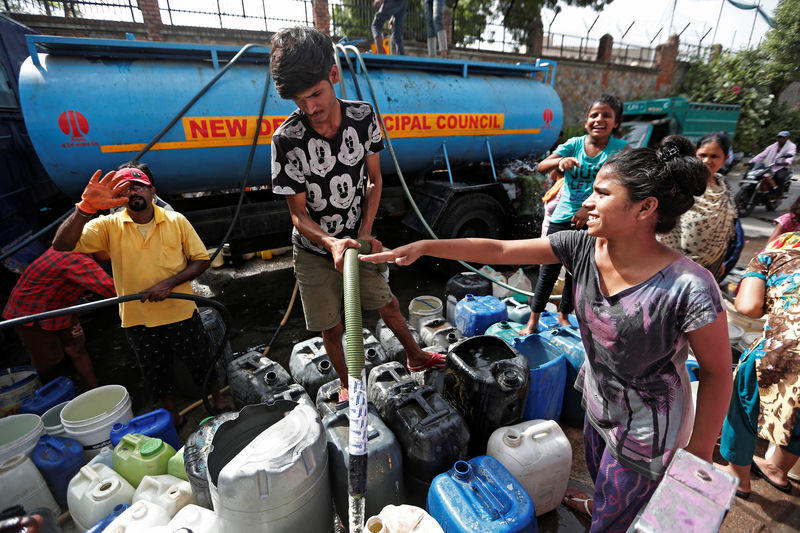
[522,94,628,335]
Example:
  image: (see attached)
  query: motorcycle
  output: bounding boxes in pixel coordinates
[734,163,795,217]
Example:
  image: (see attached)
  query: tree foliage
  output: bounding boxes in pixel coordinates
[682,0,800,152]
[450,0,614,50]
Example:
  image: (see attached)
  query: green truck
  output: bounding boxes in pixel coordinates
[621,97,741,148]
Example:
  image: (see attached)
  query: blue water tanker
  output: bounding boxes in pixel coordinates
[18,36,562,198]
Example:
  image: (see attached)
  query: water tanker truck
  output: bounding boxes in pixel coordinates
[1,16,563,270]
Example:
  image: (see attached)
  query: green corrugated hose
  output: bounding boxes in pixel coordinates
[344,244,368,532]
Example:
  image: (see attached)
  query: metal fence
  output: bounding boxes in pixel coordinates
[2,0,713,67]
[159,0,310,32]
[3,0,143,22]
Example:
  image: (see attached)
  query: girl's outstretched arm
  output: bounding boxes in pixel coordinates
[359,237,559,267]
[684,312,733,462]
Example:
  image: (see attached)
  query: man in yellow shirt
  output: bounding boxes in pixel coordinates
[53,165,227,425]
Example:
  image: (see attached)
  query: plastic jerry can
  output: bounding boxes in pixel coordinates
[165,503,219,533]
[67,463,135,531]
[376,317,423,365]
[538,326,586,427]
[486,419,571,515]
[535,310,579,332]
[323,402,404,530]
[110,408,181,451]
[85,504,129,533]
[443,336,529,456]
[446,272,492,325]
[506,268,532,303]
[477,265,511,299]
[455,294,508,337]
[105,499,170,532]
[316,378,347,418]
[0,454,60,517]
[31,434,85,506]
[343,327,391,379]
[184,411,239,509]
[418,316,462,351]
[86,445,114,470]
[18,376,77,416]
[382,385,470,508]
[366,504,443,533]
[227,350,293,409]
[132,474,194,518]
[289,336,339,400]
[510,334,567,422]
[173,306,234,398]
[366,362,417,418]
[260,382,314,409]
[485,320,525,345]
[113,434,176,488]
[503,298,532,325]
[427,456,536,533]
[207,403,332,532]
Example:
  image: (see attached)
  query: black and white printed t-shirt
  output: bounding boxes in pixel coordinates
[270,99,384,256]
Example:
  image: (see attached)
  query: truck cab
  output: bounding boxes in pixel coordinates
[621,96,741,148]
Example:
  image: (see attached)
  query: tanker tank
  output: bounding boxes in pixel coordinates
[18,36,563,197]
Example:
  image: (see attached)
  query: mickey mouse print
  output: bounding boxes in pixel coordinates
[270,99,385,256]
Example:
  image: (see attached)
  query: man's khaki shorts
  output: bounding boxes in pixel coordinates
[293,245,393,332]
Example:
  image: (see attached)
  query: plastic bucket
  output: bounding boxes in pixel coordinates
[408,296,443,331]
[42,401,70,436]
[0,366,41,417]
[61,385,133,459]
[0,413,44,463]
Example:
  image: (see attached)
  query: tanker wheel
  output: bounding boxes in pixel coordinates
[430,193,504,275]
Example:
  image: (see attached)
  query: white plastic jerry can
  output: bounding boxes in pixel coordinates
[166,504,219,533]
[132,473,194,518]
[365,504,444,532]
[105,500,170,532]
[486,419,572,516]
[67,463,135,531]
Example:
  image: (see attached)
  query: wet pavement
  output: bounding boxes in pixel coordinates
[4,165,800,531]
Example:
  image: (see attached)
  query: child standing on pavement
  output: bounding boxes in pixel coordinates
[522,94,627,334]
[361,136,733,533]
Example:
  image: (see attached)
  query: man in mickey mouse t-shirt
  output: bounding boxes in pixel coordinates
[269,27,445,401]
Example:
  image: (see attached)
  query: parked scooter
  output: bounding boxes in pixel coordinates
[734,162,795,217]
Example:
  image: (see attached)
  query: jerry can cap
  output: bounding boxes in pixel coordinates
[140,438,165,457]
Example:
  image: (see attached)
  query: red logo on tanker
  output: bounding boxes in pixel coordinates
[543,108,554,128]
[58,110,98,148]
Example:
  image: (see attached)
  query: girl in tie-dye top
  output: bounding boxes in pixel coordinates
[360,136,732,533]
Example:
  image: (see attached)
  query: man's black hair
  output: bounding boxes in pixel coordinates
[270,26,335,99]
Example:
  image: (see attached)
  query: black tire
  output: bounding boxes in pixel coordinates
[430,193,504,274]
[734,187,756,218]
